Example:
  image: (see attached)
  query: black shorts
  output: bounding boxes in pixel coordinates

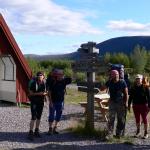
[30,100,44,120]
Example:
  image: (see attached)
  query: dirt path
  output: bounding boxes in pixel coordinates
[0,103,150,150]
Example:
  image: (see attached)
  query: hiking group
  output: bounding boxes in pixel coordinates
[104,68,150,140]
[27,68,72,141]
[27,65,150,141]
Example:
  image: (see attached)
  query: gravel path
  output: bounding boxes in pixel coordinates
[0,102,150,150]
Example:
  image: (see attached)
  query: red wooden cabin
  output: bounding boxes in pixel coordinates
[0,14,32,103]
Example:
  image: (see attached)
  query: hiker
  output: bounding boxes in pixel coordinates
[28,71,47,141]
[46,69,72,134]
[142,76,150,87]
[128,74,150,139]
[103,70,128,139]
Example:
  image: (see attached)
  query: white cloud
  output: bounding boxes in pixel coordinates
[0,0,102,35]
[107,20,150,35]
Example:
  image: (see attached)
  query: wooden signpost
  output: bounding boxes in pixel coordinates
[72,41,107,129]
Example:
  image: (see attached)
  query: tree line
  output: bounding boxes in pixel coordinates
[26,45,150,81]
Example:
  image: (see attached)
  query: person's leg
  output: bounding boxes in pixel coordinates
[34,102,44,137]
[53,102,63,134]
[116,103,126,137]
[48,104,55,134]
[30,120,35,131]
[133,105,141,137]
[28,102,36,140]
[141,104,149,138]
[107,102,116,137]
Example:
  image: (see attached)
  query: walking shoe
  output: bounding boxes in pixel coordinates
[34,128,41,138]
[134,130,141,138]
[114,134,121,139]
[28,130,34,141]
[47,127,53,135]
[105,134,113,141]
[53,127,59,134]
[143,132,148,139]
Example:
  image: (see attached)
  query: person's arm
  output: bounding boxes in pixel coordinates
[100,80,109,92]
[123,87,128,108]
[46,78,53,106]
[146,87,150,108]
[48,90,53,107]
[29,90,46,96]
[64,77,72,85]
[121,80,128,108]
[128,88,133,112]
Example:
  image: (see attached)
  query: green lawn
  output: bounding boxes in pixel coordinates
[65,87,87,104]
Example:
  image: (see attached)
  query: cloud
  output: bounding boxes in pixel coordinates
[0,0,102,35]
[107,20,150,35]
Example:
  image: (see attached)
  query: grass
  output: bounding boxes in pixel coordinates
[107,135,134,145]
[17,102,30,108]
[65,88,87,104]
[66,119,107,139]
[66,119,134,144]
[64,88,135,145]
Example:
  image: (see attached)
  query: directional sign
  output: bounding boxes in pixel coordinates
[74,41,102,129]
[78,53,99,60]
[78,86,100,93]
[72,62,108,73]
[80,42,97,49]
[77,81,101,88]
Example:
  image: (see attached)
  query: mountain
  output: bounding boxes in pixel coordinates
[25,52,78,61]
[96,36,150,55]
[25,36,150,60]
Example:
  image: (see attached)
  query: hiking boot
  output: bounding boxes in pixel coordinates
[143,131,148,139]
[105,133,113,141]
[53,127,59,134]
[114,134,121,139]
[134,129,141,138]
[28,130,34,141]
[34,128,41,138]
[47,127,53,135]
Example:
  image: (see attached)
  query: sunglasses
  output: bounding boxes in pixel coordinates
[37,74,43,77]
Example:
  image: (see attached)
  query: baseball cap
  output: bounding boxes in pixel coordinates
[135,74,143,79]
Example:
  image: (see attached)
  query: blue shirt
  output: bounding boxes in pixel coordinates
[106,79,127,103]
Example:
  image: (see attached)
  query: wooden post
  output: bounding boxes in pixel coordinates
[72,41,105,130]
[85,72,95,129]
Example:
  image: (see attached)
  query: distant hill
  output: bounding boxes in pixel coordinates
[25,52,78,61]
[25,36,150,61]
[96,36,150,55]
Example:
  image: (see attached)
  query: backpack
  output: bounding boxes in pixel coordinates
[28,78,46,101]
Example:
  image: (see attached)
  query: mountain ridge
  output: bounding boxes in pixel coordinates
[25,36,150,60]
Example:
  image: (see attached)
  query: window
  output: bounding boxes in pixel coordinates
[1,55,16,81]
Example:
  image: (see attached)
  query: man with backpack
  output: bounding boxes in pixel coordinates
[104,70,128,139]
[46,69,72,134]
[28,71,47,141]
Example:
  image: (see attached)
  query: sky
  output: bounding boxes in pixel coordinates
[1,0,150,55]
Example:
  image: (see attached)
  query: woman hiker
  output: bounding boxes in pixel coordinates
[128,74,150,139]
